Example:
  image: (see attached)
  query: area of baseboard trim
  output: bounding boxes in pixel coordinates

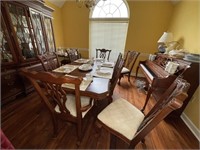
[181,113,200,142]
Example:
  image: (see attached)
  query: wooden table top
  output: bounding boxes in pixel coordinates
[53,61,110,100]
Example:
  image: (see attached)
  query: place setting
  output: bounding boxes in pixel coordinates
[74,58,90,64]
[92,64,113,79]
[78,64,93,72]
[101,61,115,68]
[52,64,79,74]
[62,73,93,91]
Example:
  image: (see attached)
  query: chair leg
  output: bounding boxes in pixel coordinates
[51,114,58,137]
[110,134,117,149]
[118,76,121,85]
[128,74,131,82]
[141,138,145,144]
[108,96,113,104]
[94,120,103,139]
[77,121,82,144]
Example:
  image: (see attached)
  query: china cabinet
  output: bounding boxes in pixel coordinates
[1,0,56,105]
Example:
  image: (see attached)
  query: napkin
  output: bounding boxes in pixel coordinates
[62,77,92,91]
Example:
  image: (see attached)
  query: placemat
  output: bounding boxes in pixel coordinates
[53,65,79,74]
[74,58,90,64]
[62,75,92,91]
[92,67,113,79]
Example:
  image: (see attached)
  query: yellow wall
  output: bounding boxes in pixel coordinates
[168,1,200,129]
[125,1,174,73]
[44,0,65,48]
[169,1,200,54]
[125,1,173,54]
[61,2,90,58]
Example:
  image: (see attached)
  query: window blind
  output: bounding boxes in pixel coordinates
[89,21,128,62]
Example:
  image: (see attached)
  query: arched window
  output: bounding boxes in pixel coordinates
[89,0,129,61]
[92,0,129,18]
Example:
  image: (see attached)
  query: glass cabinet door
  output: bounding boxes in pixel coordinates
[43,16,56,53]
[7,3,37,60]
[30,9,47,55]
[0,14,16,64]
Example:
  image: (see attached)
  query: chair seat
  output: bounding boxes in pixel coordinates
[55,94,92,117]
[121,67,130,74]
[97,98,144,140]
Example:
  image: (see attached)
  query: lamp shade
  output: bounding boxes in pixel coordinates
[158,32,173,43]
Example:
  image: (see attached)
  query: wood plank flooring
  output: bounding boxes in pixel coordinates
[1,76,199,149]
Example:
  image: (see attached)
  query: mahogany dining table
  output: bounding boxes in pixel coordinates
[52,59,112,100]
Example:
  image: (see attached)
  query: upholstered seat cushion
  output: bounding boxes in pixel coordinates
[121,67,130,73]
[55,94,92,117]
[97,98,144,140]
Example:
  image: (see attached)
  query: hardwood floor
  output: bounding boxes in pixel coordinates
[1,76,199,149]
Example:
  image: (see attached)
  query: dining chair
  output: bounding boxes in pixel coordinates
[93,53,123,116]
[108,53,124,103]
[94,53,123,103]
[96,77,190,148]
[37,52,60,71]
[96,48,112,61]
[67,48,81,62]
[20,68,94,144]
[118,50,140,85]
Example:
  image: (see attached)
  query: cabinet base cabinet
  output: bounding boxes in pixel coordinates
[1,0,56,105]
[1,63,45,106]
[1,69,24,105]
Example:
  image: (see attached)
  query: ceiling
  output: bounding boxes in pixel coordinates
[47,0,180,8]
[48,0,67,7]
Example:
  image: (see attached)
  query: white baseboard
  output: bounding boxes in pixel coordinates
[181,113,200,142]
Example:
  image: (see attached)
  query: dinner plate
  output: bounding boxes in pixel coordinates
[78,64,93,71]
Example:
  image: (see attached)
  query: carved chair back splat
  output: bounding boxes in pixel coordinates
[96,48,112,61]
[20,68,94,144]
[96,77,190,148]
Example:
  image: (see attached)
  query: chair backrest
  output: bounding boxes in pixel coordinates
[124,50,140,71]
[112,53,123,82]
[37,52,60,71]
[66,48,81,62]
[20,68,82,117]
[20,68,93,142]
[96,48,112,61]
[129,77,190,148]
[109,53,124,100]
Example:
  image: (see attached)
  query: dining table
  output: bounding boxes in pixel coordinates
[52,58,115,100]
